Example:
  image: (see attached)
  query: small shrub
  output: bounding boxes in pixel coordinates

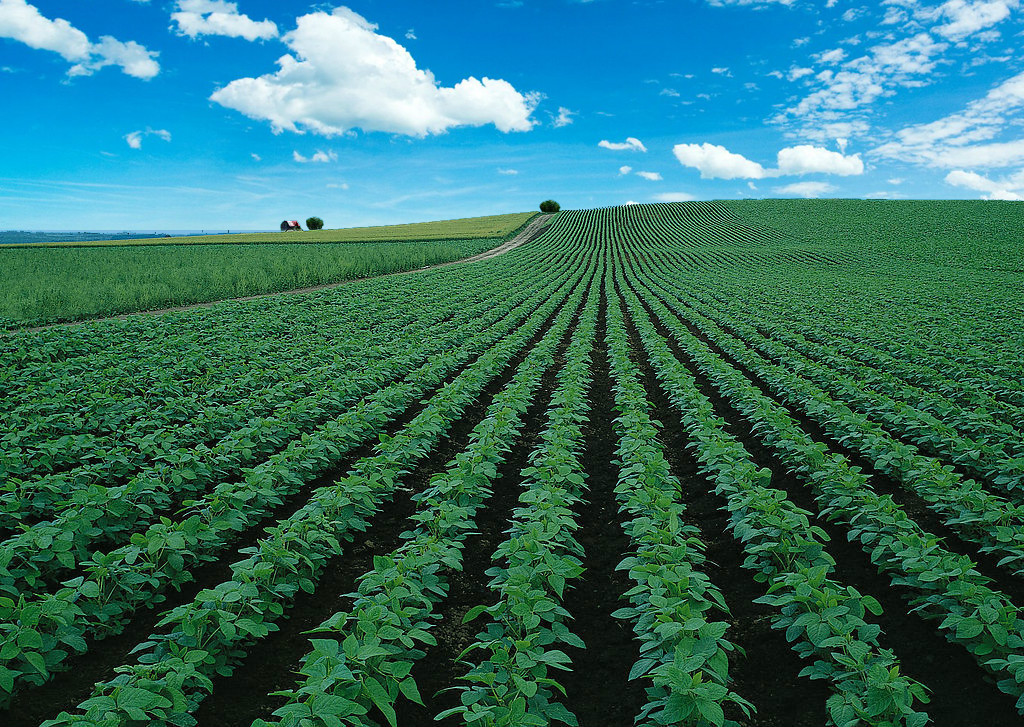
[306,217,324,230]
[539,200,560,213]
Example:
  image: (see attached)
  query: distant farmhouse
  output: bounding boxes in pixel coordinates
[280,220,302,231]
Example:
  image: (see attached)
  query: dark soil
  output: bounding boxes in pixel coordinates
[558,286,646,726]
[400,271,595,725]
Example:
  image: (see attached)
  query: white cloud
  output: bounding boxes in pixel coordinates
[0,0,159,78]
[598,137,647,152]
[874,71,1024,168]
[636,171,663,180]
[674,143,767,179]
[251,153,261,161]
[552,106,575,127]
[659,88,681,97]
[293,149,337,163]
[210,7,538,137]
[172,0,277,41]
[775,0,1021,144]
[787,67,814,81]
[773,181,838,197]
[945,168,1024,199]
[925,0,1019,40]
[0,1,90,61]
[673,141,863,179]
[327,182,350,189]
[405,28,416,40]
[814,48,848,64]
[776,144,864,175]
[497,167,518,175]
[711,66,732,76]
[619,165,633,175]
[653,192,698,202]
[125,128,171,149]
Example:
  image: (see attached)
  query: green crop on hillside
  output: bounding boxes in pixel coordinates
[3,200,1023,727]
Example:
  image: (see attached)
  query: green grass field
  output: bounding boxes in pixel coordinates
[0,212,536,248]
[0,212,538,327]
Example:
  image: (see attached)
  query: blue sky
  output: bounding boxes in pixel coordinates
[1,0,1023,229]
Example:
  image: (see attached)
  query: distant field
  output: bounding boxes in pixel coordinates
[0,211,539,326]
[0,212,536,248]
[723,198,1024,273]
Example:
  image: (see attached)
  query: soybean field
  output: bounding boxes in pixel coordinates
[2,200,1024,727]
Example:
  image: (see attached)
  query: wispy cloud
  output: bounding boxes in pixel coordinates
[125,128,172,149]
[598,136,647,152]
[293,149,338,163]
[772,181,838,197]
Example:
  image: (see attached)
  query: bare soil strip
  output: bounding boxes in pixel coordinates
[559,288,647,724]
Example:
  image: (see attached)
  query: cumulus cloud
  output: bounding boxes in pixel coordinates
[773,181,838,197]
[125,128,171,149]
[171,0,278,41]
[674,143,767,179]
[293,149,337,163]
[598,137,648,152]
[619,165,633,175]
[776,144,864,175]
[0,0,159,78]
[210,7,538,137]
[673,142,864,179]
[945,168,1024,199]
[636,171,663,181]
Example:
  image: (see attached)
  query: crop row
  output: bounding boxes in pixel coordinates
[39,254,593,726]
[0,241,593,704]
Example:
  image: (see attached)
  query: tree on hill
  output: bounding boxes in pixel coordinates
[539,200,560,213]
[306,216,324,230]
